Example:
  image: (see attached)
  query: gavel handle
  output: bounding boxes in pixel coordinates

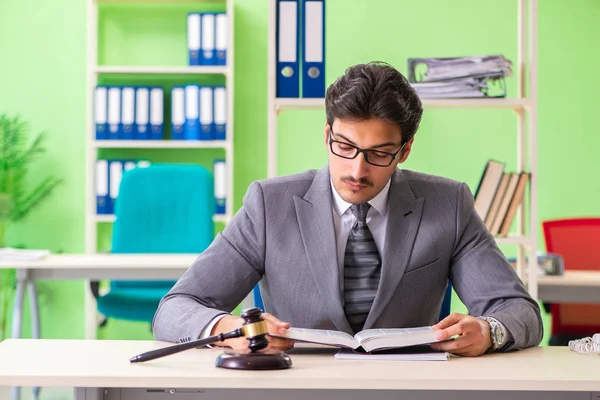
[130,328,244,363]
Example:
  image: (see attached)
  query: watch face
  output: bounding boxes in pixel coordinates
[493,323,504,345]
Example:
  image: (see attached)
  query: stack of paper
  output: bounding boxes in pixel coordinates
[0,248,50,261]
[407,55,512,98]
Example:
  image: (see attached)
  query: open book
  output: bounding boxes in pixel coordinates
[274,326,443,353]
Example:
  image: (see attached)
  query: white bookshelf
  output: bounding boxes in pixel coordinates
[273,97,533,113]
[93,66,229,75]
[97,0,226,3]
[95,214,230,224]
[84,0,235,339]
[92,140,231,149]
[267,0,539,299]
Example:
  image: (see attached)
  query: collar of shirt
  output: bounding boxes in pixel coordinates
[330,178,391,218]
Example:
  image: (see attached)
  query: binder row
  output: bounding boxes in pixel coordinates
[95,86,164,140]
[171,85,227,141]
[187,12,228,66]
[95,85,227,141]
[95,159,227,216]
[96,159,152,215]
[276,0,325,98]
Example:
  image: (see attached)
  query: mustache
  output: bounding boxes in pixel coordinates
[341,177,373,187]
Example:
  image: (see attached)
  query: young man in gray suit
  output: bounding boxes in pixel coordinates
[153,62,543,357]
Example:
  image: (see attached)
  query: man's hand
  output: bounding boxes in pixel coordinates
[210,313,295,351]
[430,312,492,357]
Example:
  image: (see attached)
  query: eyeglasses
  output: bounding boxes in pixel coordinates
[328,126,406,167]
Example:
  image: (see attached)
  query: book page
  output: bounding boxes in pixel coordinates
[355,327,434,341]
[355,326,441,353]
[273,327,359,349]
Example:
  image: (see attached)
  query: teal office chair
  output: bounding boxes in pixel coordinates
[95,164,215,325]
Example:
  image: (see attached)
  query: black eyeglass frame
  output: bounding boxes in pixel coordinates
[327,125,406,167]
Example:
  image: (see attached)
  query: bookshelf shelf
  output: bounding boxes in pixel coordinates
[92,140,230,149]
[213,214,230,223]
[95,0,226,4]
[274,98,325,112]
[95,214,230,223]
[421,98,532,110]
[267,0,539,299]
[94,66,229,75]
[274,97,532,113]
[95,215,116,223]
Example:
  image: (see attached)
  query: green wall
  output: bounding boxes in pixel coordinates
[0,0,598,342]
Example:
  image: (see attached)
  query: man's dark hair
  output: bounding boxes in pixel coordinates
[325,61,423,145]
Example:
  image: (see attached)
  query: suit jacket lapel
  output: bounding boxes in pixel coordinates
[364,169,424,329]
[294,167,352,333]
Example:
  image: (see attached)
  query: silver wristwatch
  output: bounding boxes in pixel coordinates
[478,316,505,351]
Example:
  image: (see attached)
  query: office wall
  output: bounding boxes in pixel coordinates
[0,0,598,342]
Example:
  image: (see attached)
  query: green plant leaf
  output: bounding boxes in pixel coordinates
[12,176,63,221]
[0,114,62,223]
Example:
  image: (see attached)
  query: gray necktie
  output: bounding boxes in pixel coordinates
[343,203,381,333]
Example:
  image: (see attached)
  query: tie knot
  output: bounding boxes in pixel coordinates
[350,203,371,223]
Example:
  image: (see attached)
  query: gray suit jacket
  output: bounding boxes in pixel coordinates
[153,167,543,351]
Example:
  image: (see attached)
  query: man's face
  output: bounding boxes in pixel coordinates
[324,118,413,205]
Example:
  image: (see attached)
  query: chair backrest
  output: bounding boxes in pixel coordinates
[542,218,600,335]
[439,282,452,321]
[111,164,215,289]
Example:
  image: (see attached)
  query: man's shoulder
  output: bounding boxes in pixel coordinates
[252,169,320,195]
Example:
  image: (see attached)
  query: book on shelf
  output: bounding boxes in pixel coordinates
[498,172,530,237]
[273,326,445,354]
[488,172,520,235]
[474,159,505,221]
[484,172,510,229]
[473,161,531,238]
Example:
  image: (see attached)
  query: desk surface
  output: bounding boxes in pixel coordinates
[0,254,197,269]
[535,271,600,286]
[0,254,198,280]
[0,339,598,392]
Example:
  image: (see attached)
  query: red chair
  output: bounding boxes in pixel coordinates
[542,218,600,345]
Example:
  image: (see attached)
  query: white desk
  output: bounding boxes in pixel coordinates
[535,271,600,303]
[0,254,198,280]
[0,339,598,400]
[1,255,599,400]
[0,254,199,341]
